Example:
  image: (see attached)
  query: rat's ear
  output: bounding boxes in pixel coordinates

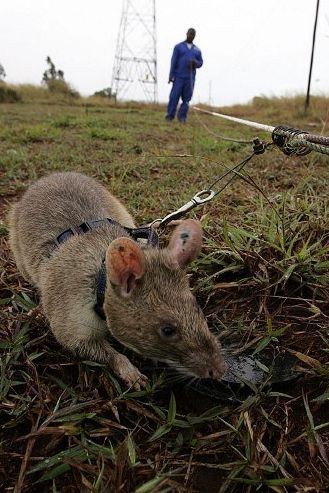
[106,238,145,297]
[168,219,202,268]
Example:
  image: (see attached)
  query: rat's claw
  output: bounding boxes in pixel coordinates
[136,372,148,390]
[130,372,148,391]
[123,370,148,391]
[111,353,148,390]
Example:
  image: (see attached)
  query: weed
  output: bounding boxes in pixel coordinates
[1,93,329,492]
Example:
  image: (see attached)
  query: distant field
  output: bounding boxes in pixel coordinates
[1,89,329,492]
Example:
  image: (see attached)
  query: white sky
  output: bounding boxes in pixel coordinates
[1,0,328,106]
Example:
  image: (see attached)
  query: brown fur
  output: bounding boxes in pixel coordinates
[9,172,226,389]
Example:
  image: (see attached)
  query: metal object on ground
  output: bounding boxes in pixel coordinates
[190,351,300,401]
[222,351,300,385]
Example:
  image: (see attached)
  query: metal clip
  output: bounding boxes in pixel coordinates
[153,189,215,229]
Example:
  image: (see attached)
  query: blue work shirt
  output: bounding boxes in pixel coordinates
[169,41,203,80]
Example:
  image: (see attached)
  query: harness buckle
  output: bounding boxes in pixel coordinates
[79,222,92,233]
[153,189,216,229]
[129,226,159,248]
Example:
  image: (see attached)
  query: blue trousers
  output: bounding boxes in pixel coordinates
[166,77,195,121]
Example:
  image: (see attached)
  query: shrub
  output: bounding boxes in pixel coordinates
[93,87,116,99]
[42,57,80,98]
[46,79,80,98]
[0,63,6,81]
[0,84,21,103]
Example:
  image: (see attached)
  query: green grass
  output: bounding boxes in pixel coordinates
[0,89,329,492]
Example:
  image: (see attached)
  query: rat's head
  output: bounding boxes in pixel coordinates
[104,220,226,380]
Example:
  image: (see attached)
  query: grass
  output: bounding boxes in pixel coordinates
[0,88,329,492]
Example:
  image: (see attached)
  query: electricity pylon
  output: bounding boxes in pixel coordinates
[111,0,158,103]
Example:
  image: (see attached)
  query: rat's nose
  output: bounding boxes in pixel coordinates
[208,361,228,380]
[208,368,222,379]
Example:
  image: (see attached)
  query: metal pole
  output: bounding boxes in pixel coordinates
[153,0,158,103]
[208,80,212,106]
[305,0,320,110]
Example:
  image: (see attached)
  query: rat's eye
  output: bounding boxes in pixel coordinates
[159,325,179,342]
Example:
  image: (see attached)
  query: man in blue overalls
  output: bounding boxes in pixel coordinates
[166,28,203,123]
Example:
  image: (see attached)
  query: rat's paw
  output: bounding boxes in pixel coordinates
[112,353,148,391]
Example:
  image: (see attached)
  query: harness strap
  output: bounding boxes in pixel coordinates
[94,262,107,320]
[53,217,159,320]
[54,217,159,248]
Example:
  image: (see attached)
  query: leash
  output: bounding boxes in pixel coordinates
[193,106,329,156]
[165,53,329,232]
[150,138,267,230]
[153,104,329,230]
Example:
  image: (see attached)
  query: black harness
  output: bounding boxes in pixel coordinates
[53,217,159,320]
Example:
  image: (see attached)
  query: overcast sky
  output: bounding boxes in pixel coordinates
[1,0,328,106]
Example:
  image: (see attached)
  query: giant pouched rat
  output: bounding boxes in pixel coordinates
[9,172,226,389]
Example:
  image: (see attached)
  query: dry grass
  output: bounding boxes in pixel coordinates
[0,90,329,492]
